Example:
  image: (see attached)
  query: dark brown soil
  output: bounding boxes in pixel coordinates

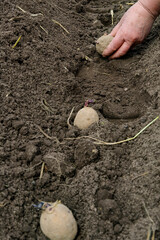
[1,0,160,239]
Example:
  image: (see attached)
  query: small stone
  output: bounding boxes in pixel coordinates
[8,187,16,193]
[19,126,28,135]
[25,143,38,161]
[114,224,122,234]
[12,120,24,130]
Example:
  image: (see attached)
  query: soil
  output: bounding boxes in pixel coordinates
[0,0,160,239]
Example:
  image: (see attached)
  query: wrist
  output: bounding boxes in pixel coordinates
[138,0,160,18]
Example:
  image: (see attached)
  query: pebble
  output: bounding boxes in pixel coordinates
[19,126,29,135]
[25,143,38,161]
[114,224,122,234]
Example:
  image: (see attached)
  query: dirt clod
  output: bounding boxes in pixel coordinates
[25,143,38,161]
[74,140,99,169]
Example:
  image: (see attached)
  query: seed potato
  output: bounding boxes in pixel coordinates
[96,35,114,55]
[74,107,99,130]
[40,201,77,240]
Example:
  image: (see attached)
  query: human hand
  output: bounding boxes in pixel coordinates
[102,1,155,59]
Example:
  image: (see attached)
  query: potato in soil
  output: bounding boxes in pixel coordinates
[74,107,99,130]
[40,201,77,240]
[96,35,113,55]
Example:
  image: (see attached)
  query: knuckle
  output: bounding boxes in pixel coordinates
[128,36,137,42]
[110,47,117,53]
[119,50,126,57]
[129,34,142,43]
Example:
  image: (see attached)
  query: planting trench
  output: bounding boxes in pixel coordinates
[0,0,160,239]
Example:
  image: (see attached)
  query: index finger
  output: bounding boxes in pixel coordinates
[110,22,121,36]
[102,35,124,57]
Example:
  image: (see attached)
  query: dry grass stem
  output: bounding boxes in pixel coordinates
[52,19,69,34]
[16,5,26,13]
[36,125,53,140]
[147,226,152,240]
[110,9,114,25]
[12,35,22,49]
[36,125,60,144]
[143,202,154,225]
[131,171,149,181]
[67,107,75,128]
[40,162,45,179]
[40,25,48,34]
[26,161,42,171]
[143,202,156,240]
[16,5,43,17]
[65,116,159,145]
[126,2,134,5]
[9,16,24,21]
[119,4,124,9]
[41,99,55,114]
[94,70,110,76]
[151,230,155,240]
[84,55,92,61]
[0,202,6,207]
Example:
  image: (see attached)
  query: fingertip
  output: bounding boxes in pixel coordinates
[102,42,114,57]
[102,50,107,57]
[102,36,124,57]
[102,49,111,57]
[108,53,117,60]
[109,55,117,60]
